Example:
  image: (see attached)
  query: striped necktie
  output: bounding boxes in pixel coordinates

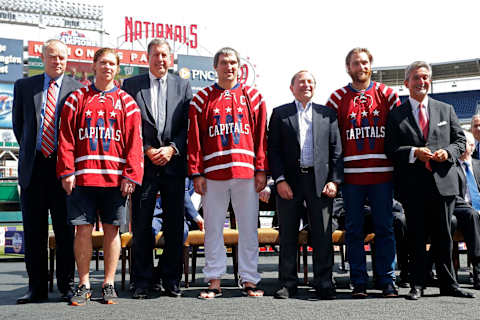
[40,79,57,157]
[418,103,428,139]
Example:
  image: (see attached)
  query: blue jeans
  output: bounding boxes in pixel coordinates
[343,182,396,287]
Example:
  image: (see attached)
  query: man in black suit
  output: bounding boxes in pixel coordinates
[385,61,473,300]
[454,130,480,289]
[470,115,480,160]
[12,39,82,303]
[122,38,192,299]
[268,70,343,299]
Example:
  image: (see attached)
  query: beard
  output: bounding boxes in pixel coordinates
[349,69,372,84]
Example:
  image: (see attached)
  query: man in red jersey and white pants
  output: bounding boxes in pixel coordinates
[188,47,268,299]
[57,48,143,306]
[326,48,400,298]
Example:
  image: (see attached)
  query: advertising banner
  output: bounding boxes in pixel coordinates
[0,38,23,83]
[0,82,13,129]
[177,55,215,93]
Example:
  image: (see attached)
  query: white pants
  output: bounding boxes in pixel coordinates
[202,178,261,284]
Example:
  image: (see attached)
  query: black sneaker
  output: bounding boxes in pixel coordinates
[102,284,118,304]
[352,284,367,299]
[70,285,91,306]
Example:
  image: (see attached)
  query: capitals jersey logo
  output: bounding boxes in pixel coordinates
[208,90,250,147]
[78,92,122,151]
[345,92,385,151]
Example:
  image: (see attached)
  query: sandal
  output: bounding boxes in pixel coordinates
[198,288,223,299]
[241,286,264,297]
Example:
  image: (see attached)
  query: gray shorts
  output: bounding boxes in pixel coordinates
[67,186,127,226]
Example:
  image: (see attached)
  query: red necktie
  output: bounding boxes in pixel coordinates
[40,80,56,157]
[418,103,431,170]
[418,103,428,139]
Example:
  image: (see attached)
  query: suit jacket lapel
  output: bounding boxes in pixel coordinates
[33,74,45,132]
[427,97,439,143]
[472,159,480,187]
[457,162,467,197]
[404,100,425,143]
[312,104,321,157]
[140,74,154,121]
[165,74,176,136]
[287,102,300,145]
[57,76,72,128]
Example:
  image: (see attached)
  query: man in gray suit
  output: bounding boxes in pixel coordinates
[385,61,473,300]
[12,39,82,303]
[122,38,192,299]
[268,70,343,299]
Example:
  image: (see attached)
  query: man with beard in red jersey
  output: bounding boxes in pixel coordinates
[326,48,400,298]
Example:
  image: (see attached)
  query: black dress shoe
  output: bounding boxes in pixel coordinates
[274,286,297,299]
[60,288,74,302]
[314,287,336,300]
[406,287,423,300]
[164,284,182,298]
[440,288,475,298]
[132,287,150,299]
[17,291,47,304]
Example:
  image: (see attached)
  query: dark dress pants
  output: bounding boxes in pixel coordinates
[20,154,75,296]
[403,174,458,290]
[276,172,333,290]
[393,211,409,276]
[453,203,480,277]
[132,172,185,289]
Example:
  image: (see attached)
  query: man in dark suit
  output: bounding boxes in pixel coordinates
[12,39,82,303]
[385,61,473,300]
[470,115,480,160]
[268,70,343,299]
[122,38,192,299]
[454,130,480,289]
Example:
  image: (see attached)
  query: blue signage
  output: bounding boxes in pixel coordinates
[177,54,216,93]
[0,38,23,83]
[0,83,13,129]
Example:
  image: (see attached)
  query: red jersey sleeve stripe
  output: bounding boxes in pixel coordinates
[191,100,202,113]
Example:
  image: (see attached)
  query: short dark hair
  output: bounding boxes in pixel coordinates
[213,47,240,68]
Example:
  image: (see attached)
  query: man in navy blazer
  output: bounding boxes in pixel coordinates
[268,70,343,299]
[385,61,473,300]
[122,38,192,299]
[12,39,82,303]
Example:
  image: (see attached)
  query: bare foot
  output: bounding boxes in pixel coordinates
[243,281,264,297]
[199,279,222,299]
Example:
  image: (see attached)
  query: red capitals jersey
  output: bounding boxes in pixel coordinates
[326,81,400,185]
[187,83,268,180]
[57,85,144,187]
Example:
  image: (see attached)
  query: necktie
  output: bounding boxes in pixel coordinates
[156,78,166,142]
[40,80,56,157]
[464,162,480,211]
[418,104,432,170]
[418,103,428,139]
